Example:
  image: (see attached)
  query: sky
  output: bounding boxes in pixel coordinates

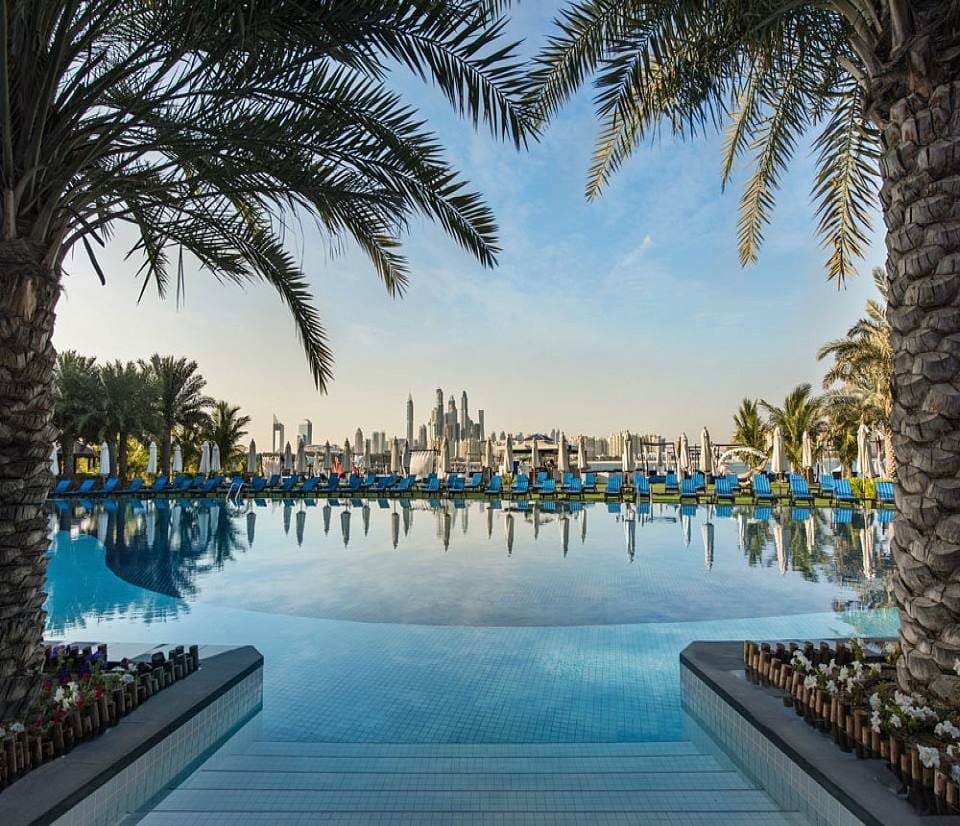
[53,5,886,450]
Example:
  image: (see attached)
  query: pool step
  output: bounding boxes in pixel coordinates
[135,740,809,825]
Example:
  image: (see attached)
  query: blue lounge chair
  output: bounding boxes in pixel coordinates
[583,472,597,492]
[664,473,679,494]
[835,478,856,505]
[533,471,548,490]
[485,475,503,495]
[376,475,396,492]
[819,475,836,496]
[91,477,119,496]
[561,471,573,490]
[394,475,415,493]
[725,473,741,494]
[876,480,895,506]
[264,474,281,490]
[301,476,323,494]
[513,475,530,495]
[67,478,97,496]
[122,478,145,494]
[277,475,298,494]
[542,479,557,496]
[51,479,71,495]
[144,476,169,495]
[632,472,650,498]
[345,473,361,492]
[604,473,623,498]
[424,475,441,494]
[567,477,583,496]
[789,474,814,504]
[465,472,483,492]
[360,472,376,489]
[200,475,224,494]
[752,474,776,502]
[715,504,733,519]
[834,507,853,524]
[247,476,266,494]
[190,476,206,490]
[714,477,735,502]
[679,478,697,500]
[692,472,706,492]
[321,473,339,493]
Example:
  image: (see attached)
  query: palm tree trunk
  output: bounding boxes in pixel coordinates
[117,432,129,479]
[879,78,960,699]
[0,239,59,721]
[61,431,75,481]
[882,428,896,479]
[162,428,172,477]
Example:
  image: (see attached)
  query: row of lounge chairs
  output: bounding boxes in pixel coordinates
[51,470,895,505]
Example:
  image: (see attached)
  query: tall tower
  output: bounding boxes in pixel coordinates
[406,394,414,447]
[460,390,469,433]
[298,419,313,446]
[272,415,284,454]
[446,394,458,443]
[355,428,363,458]
[434,388,444,442]
[418,424,428,450]
[478,409,485,440]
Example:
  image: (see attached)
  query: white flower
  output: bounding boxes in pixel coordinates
[803,675,818,690]
[918,745,941,769]
[884,642,898,655]
[121,674,135,685]
[838,666,849,682]
[851,660,863,674]
[818,663,831,675]
[827,680,838,696]
[953,765,960,784]
[9,722,24,733]
[871,711,882,733]
[869,692,880,711]
[948,745,958,758]
[936,721,960,740]
[870,663,881,675]
[954,658,960,677]
[890,714,902,729]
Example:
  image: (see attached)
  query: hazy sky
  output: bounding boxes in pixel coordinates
[53,5,885,449]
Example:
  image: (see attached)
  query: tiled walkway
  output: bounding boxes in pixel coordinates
[135,739,807,824]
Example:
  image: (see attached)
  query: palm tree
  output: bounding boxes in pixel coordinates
[95,361,156,478]
[203,401,251,473]
[52,351,100,480]
[526,1,956,695]
[817,267,894,475]
[821,393,863,476]
[761,385,824,471]
[732,399,769,454]
[141,355,211,476]
[0,2,530,719]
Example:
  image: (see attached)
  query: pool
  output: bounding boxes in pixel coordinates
[45,497,898,743]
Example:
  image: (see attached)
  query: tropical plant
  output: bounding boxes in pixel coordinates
[817,267,894,475]
[52,351,100,480]
[732,399,769,454]
[141,355,211,476]
[95,361,156,478]
[203,401,251,473]
[761,385,824,471]
[820,392,864,476]
[0,1,531,719]
[526,0,958,693]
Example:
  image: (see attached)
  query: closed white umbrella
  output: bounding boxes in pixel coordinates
[501,434,514,475]
[439,437,451,473]
[557,433,570,473]
[390,438,401,474]
[99,440,110,476]
[283,441,293,473]
[483,438,495,470]
[146,441,158,475]
[246,510,256,546]
[340,509,351,546]
[172,443,183,473]
[701,520,715,570]
[770,426,787,475]
[681,508,691,546]
[211,443,221,473]
[323,441,332,472]
[678,433,690,476]
[504,512,514,555]
[530,438,539,469]
[700,428,713,475]
[322,502,331,535]
[247,440,257,475]
[296,437,306,474]
[577,435,587,471]
[145,505,156,550]
[402,440,411,473]
[559,514,570,556]
[774,519,787,575]
[199,441,211,474]
[861,518,875,578]
[621,433,633,473]
[342,439,352,473]
[856,423,872,478]
[391,511,400,548]
[737,511,747,550]
[801,431,814,472]
[50,444,59,476]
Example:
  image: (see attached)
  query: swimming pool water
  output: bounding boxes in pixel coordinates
[45,498,899,743]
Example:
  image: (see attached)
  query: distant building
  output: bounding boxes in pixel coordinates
[406,394,414,446]
[355,428,363,458]
[417,424,428,450]
[272,416,285,454]
[298,419,313,446]
[478,409,485,440]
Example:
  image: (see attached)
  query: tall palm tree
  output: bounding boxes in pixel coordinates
[141,355,211,476]
[0,1,531,718]
[817,267,894,475]
[526,1,958,695]
[52,351,100,480]
[732,399,769,454]
[203,401,251,473]
[761,385,824,471]
[95,361,155,478]
[821,392,864,476]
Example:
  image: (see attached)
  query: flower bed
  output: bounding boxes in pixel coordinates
[743,638,960,816]
[0,643,199,792]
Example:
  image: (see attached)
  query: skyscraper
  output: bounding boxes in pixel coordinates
[418,424,428,450]
[460,390,468,433]
[434,388,444,443]
[478,409,485,440]
[406,394,414,446]
[355,428,363,458]
[298,419,313,446]
[272,416,285,453]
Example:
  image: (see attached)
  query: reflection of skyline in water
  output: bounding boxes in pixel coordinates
[46,498,895,629]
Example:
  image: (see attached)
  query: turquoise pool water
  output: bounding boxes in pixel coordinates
[45,498,898,742]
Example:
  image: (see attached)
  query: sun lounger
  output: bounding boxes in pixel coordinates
[90,477,119,496]
[376,475,396,492]
[323,473,340,493]
[122,478,145,494]
[424,475,441,493]
[394,475,415,493]
[819,475,836,496]
[485,475,503,495]
[264,474,281,489]
[664,473,679,494]
[199,475,225,493]
[67,479,97,496]
[465,472,483,492]
[725,473,741,494]
[567,477,583,496]
[541,479,557,496]
[534,471,548,490]
[835,478,856,504]
[51,480,71,495]
[562,472,573,490]
[679,478,697,500]
[632,472,650,497]
[692,472,705,492]
[512,475,530,495]
[301,476,323,494]
[714,477,735,502]
[875,480,895,505]
[789,474,814,503]
[583,472,597,492]
[751,474,776,502]
[604,473,623,498]
[246,476,266,494]
[276,475,299,494]
[834,507,853,524]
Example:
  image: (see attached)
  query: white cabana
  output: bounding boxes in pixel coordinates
[342,439,353,473]
[483,438,495,470]
[700,428,713,475]
[172,443,183,473]
[621,433,633,473]
[501,434,514,475]
[577,435,587,471]
[211,443,221,473]
[247,440,257,475]
[857,423,872,478]
[557,433,570,473]
[439,437,451,473]
[770,426,787,475]
[678,433,690,476]
[801,431,814,472]
[390,438,401,474]
[50,444,59,476]
[198,441,211,474]
[99,440,110,476]
[409,449,436,478]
